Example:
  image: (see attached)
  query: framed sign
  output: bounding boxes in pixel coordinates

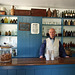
[31,23,40,34]
[19,22,30,31]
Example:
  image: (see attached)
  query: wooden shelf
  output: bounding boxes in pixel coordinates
[0,23,17,24]
[42,24,61,26]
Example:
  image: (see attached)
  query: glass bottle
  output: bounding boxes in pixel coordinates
[1,19,4,23]
[63,42,66,49]
[73,10,75,18]
[5,31,8,36]
[70,31,73,37]
[15,19,17,24]
[70,41,72,47]
[8,17,11,23]
[70,20,73,25]
[73,31,75,37]
[12,19,16,23]
[0,31,1,35]
[64,11,66,18]
[65,31,68,36]
[68,31,71,36]
[68,43,70,49]
[14,29,17,36]
[11,5,15,15]
[68,10,70,18]
[70,10,73,18]
[65,43,67,49]
[73,20,75,25]
[8,31,11,36]
[46,29,49,37]
[4,17,8,23]
[10,19,13,23]
[63,29,65,36]
[68,20,70,25]
[62,11,64,18]
[63,20,65,25]
[42,27,45,36]
[65,10,68,18]
[47,8,52,17]
[51,50,54,60]
[12,49,16,56]
[74,11,75,18]
[65,20,68,25]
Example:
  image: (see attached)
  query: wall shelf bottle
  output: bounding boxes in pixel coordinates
[0,15,17,57]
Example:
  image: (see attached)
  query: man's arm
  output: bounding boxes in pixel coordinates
[39,40,46,58]
[59,41,67,57]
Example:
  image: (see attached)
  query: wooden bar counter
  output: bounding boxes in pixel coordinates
[0,57,75,66]
[0,57,75,75]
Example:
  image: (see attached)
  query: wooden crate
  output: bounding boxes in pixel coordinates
[31,9,46,17]
[14,10,31,16]
[0,11,6,15]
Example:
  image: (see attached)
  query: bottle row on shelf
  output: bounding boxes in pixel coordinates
[63,41,75,56]
[42,27,62,37]
[63,41,75,49]
[0,17,17,24]
[47,8,75,18]
[43,22,61,25]
[42,31,62,37]
[0,30,17,36]
[47,8,59,17]
[62,10,75,18]
[63,29,75,37]
[42,30,75,37]
[63,20,75,25]
[46,33,62,37]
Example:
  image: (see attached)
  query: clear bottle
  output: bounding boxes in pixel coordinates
[51,50,54,60]
[8,17,11,23]
[14,29,17,36]
[45,50,50,60]
[15,19,17,24]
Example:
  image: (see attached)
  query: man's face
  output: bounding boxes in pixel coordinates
[49,29,56,38]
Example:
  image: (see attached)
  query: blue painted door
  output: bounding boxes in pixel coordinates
[8,70,16,75]
[0,70,7,75]
[17,16,42,57]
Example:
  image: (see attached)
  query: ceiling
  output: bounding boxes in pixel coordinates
[0,0,75,9]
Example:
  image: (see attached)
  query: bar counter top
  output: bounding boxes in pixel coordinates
[0,57,75,66]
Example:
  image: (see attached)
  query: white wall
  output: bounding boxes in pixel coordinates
[0,5,75,46]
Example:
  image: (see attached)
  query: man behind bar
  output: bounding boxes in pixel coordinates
[39,28,69,58]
